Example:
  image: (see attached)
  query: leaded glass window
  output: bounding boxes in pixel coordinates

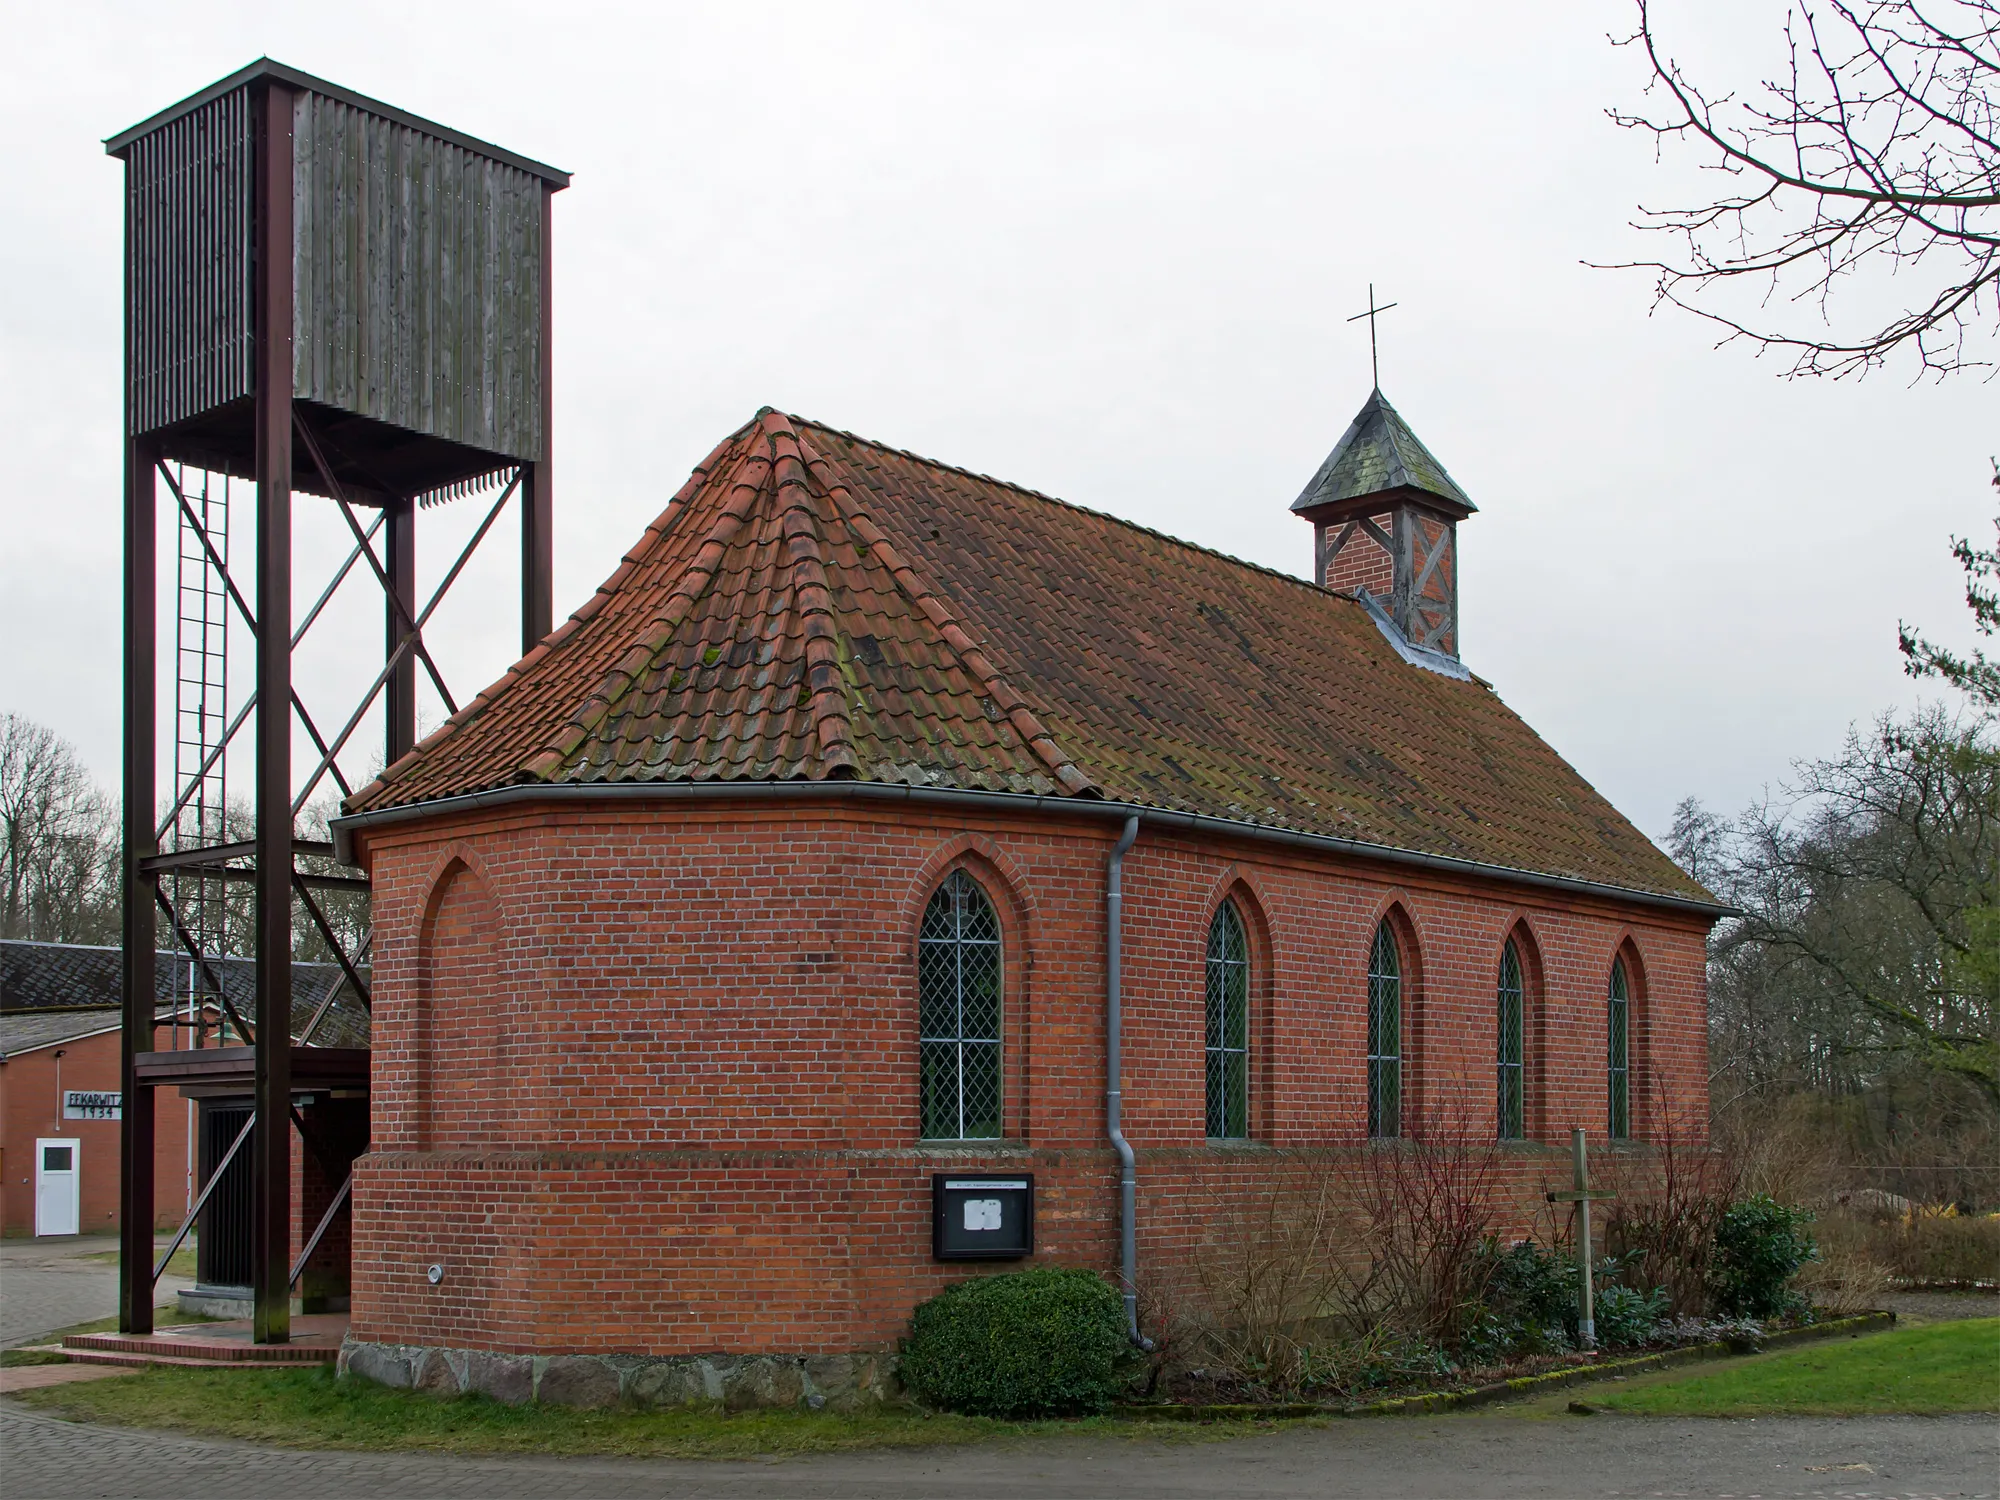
[1608,958,1631,1140]
[1205,901,1249,1139]
[918,870,1002,1140]
[1497,939,1525,1140]
[1368,919,1402,1139]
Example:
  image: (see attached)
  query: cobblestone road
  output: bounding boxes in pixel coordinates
[2,1404,1992,1499]
[0,1236,194,1347]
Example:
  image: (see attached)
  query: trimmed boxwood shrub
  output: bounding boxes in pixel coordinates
[898,1266,1134,1417]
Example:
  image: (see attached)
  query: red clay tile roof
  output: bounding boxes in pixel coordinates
[346,409,1706,902]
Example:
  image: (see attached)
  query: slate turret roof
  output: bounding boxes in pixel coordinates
[1291,388,1474,515]
[343,409,1705,904]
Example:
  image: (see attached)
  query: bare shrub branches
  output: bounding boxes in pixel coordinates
[1167,1102,1527,1397]
[1607,0,1998,378]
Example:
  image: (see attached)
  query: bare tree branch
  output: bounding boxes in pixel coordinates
[1603,0,1999,378]
[0,714,118,943]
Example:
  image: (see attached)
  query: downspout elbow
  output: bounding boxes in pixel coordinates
[1105,813,1152,1349]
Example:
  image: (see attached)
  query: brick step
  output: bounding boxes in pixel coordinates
[63,1333,335,1367]
[58,1348,291,1371]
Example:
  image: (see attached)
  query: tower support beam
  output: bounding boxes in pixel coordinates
[522,183,555,654]
[251,77,295,1346]
[385,498,416,764]
[118,435,158,1336]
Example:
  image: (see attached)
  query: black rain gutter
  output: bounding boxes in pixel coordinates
[329,780,1735,921]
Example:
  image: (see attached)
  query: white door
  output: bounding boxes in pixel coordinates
[34,1139,80,1236]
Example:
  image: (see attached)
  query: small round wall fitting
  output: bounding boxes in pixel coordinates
[426,1263,444,1285]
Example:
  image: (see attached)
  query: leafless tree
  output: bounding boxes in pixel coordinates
[0,713,118,943]
[1675,708,1998,1112]
[1606,0,1998,378]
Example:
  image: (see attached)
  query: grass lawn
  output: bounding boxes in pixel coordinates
[1591,1319,1999,1417]
[7,1365,1240,1458]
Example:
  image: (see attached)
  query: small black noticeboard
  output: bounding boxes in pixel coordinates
[932,1173,1035,1261]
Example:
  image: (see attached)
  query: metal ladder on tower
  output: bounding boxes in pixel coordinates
[170,465,231,1046]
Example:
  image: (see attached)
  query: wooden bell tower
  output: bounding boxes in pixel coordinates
[107,60,567,1343]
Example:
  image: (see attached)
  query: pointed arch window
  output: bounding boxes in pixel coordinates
[1205,901,1249,1139]
[1368,919,1402,1138]
[1497,939,1525,1139]
[918,870,1002,1140]
[1608,958,1632,1140]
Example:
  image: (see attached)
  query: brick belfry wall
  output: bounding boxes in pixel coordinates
[1321,515,1394,595]
[338,799,1709,1407]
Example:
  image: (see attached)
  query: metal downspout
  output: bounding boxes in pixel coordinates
[1105,813,1151,1347]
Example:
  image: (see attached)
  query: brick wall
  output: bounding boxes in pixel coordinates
[1,1024,192,1236]
[348,800,1710,1355]
[1320,515,1394,595]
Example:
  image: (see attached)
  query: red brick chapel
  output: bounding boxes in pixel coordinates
[329,393,1724,1407]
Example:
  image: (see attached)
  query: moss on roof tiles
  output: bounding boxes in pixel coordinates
[1291,388,1475,513]
[345,405,1704,903]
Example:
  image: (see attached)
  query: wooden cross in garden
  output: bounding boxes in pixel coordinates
[1547,1128,1618,1349]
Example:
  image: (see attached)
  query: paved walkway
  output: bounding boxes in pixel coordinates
[0,1235,194,1347]
[0,1404,1992,1500]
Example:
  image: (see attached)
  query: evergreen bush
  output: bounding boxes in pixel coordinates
[1464,1238,1577,1357]
[1709,1194,1817,1318]
[898,1267,1135,1417]
[1594,1283,1670,1346]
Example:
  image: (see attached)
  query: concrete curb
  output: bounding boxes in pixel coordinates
[1112,1311,1897,1422]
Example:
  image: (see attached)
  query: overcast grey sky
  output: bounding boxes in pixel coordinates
[2,0,1991,844]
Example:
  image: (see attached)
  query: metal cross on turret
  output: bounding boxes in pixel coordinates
[1346,284,1399,390]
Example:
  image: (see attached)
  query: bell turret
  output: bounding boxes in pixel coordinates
[1292,389,1474,659]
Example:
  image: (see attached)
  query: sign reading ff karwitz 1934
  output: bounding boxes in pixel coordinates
[63,1091,121,1121]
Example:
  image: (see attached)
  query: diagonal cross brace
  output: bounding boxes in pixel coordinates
[299,930,373,1046]
[153,1108,254,1284]
[291,472,521,817]
[154,513,385,843]
[290,1173,352,1289]
[159,462,257,639]
[292,875,372,1015]
[293,412,459,715]
[153,885,255,1044]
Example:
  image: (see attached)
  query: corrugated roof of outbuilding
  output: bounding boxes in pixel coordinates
[345,409,1706,904]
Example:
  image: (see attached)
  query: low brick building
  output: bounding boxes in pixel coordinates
[331,396,1723,1402]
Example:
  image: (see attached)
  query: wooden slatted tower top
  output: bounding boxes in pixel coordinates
[106,59,569,504]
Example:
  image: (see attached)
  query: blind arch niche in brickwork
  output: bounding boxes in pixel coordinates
[417,861,507,1150]
[918,870,1003,1141]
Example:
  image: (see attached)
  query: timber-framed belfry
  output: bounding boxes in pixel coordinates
[109,60,565,1345]
[327,404,1728,1407]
